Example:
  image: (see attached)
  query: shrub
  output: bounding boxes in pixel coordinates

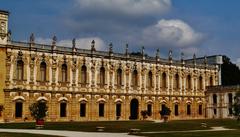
[29,102,48,120]
[159,106,171,116]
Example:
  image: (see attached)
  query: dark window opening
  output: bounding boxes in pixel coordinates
[116,104,121,117]
[175,104,179,116]
[99,103,104,117]
[187,104,191,115]
[228,93,233,103]
[213,94,217,104]
[214,109,217,115]
[60,102,67,117]
[147,104,152,116]
[15,102,23,118]
[199,105,203,115]
[80,103,86,117]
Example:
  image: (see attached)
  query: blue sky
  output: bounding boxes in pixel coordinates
[1,0,240,64]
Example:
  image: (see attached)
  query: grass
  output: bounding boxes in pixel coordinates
[139,130,240,137]
[0,132,61,137]
[0,119,240,137]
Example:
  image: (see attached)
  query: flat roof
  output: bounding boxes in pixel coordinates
[0,9,9,15]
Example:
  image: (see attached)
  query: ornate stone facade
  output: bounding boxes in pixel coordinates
[0,10,221,122]
[206,85,239,119]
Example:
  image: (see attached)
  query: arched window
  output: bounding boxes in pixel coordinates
[209,76,214,86]
[161,72,167,89]
[186,75,191,90]
[15,101,23,118]
[116,103,121,118]
[174,74,179,89]
[16,60,24,80]
[198,104,203,115]
[80,102,86,117]
[99,103,104,117]
[60,102,67,117]
[147,104,152,116]
[148,71,153,89]
[100,67,105,87]
[187,104,191,115]
[40,62,47,81]
[198,76,203,90]
[228,93,233,115]
[213,94,217,104]
[174,104,179,116]
[132,70,138,88]
[61,64,67,82]
[117,68,122,87]
[81,65,87,85]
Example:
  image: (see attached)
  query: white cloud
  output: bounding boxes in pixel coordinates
[236,58,240,68]
[75,0,171,16]
[142,19,203,48]
[36,37,106,51]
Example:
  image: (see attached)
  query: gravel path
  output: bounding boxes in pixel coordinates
[0,129,138,137]
[0,127,235,137]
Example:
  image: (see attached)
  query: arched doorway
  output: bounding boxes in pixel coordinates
[130,99,139,120]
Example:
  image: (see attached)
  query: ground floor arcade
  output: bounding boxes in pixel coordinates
[2,90,206,122]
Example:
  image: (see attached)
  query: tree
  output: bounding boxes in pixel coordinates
[140,110,151,120]
[221,56,240,86]
[0,104,4,117]
[159,106,171,122]
[233,92,240,121]
[29,102,48,120]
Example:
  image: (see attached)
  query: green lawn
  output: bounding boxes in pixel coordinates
[0,119,240,137]
[139,130,240,137]
[0,132,60,137]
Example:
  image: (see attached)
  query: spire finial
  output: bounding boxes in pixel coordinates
[125,44,129,57]
[193,53,196,65]
[52,35,57,45]
[72,38,76,48]
[30,33,35,43]
[181,52,185,65]
[91,40,96,51]
[204,55,208,65]
[169,50,172,60]
[52,35,57,50]
[156,48,160,62]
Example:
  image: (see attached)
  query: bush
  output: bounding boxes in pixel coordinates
[29,102,48,120]
[159,106,171,116]
[141,110,151,120]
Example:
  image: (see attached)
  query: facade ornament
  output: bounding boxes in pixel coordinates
[72,38,76,52]
[142,46,145,60]
[91,40,96,52]
[30,33,35,43]
[193,53,196,66]
[42,53,46,62]
[204,55,208,65]
[52,35,57,50]
[156,48,160,62]
[109,43,113,56]
[181,52,185,65]
[169,50,173,63]
[125,44,129,58]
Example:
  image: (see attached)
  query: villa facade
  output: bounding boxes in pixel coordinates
[0,10,224,122]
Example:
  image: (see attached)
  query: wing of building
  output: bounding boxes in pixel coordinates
[0,10,231,122]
